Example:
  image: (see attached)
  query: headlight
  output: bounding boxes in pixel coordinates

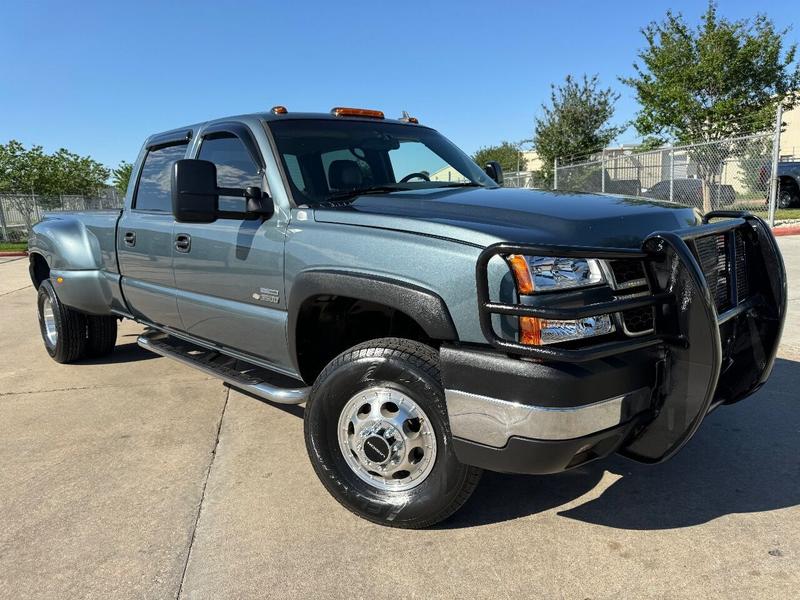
[507,255,604,293]
[506,255,613,345]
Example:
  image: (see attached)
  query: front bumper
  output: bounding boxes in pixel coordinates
[441,344,659,473]
[445,211,786,474]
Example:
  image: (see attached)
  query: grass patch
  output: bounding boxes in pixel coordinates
[775,208,800,221]
[0,242,28,252]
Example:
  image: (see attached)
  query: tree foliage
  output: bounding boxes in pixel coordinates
[0,140,111,237]
[0,140,110,196]
[472,141,526,174]
[533,74,625,184]
[622,2,799,210]
[621,2,799,143]
[112,161,133,195]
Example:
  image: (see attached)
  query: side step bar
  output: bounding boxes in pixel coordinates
[137,331,310,405]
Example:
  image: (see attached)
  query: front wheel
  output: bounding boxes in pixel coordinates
[304,338,481,528]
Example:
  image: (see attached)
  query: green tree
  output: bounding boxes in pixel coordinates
[0,140,110,235]
[622,3,798,143]
[621,2,799,210]
[112,161,133,196]
[472,141,527,174]
[533,74,625,186]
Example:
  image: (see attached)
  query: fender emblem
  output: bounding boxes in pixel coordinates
[252,288,280,304]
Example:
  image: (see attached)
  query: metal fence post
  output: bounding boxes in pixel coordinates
[669,147,674,203]
[553,158,558,190]
[767,102,783,227]
[0,198,8,241]
[601,150,606,193]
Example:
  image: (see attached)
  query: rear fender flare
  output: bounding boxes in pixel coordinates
[28,217,102,272]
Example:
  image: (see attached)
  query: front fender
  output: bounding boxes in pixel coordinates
[286,268,458,372]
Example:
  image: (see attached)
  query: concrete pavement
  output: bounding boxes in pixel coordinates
[1,242,798,599]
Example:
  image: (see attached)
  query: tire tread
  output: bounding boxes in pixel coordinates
[305,337,482,529]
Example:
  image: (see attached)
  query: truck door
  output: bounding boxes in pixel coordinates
[117,139,188,329]
[172,123,290,367]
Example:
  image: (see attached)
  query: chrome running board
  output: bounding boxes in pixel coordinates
[137,330,309,405]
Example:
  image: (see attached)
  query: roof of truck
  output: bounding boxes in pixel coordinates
[147,110,428,146]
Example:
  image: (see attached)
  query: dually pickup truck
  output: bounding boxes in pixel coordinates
[29,107,787,528]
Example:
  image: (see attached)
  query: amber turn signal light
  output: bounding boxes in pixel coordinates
[507,255,534,294]
[330,107,385,119]
[519,317,542,345]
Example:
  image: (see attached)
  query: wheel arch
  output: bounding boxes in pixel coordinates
[28,251,51,289]
[778,174,800,193]
[288,269,458,382]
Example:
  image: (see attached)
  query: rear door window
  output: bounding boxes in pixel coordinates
[134,143,188,211]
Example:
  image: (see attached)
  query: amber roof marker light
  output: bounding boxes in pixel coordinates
[330,107,385,119]
[271,106,288,115]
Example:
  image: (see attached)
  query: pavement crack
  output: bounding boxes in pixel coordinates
[175,386,230,600]
[0,284,32,298]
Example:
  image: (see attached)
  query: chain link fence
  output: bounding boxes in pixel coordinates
[503,171,547,189]
[0,190,123,242]
[553,132,784,223]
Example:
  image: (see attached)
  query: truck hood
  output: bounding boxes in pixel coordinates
[312,187,702,248]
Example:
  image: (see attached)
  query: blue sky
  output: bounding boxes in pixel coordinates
[1,0,797,170]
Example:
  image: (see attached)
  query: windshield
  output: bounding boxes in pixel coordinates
[266,119,496,205]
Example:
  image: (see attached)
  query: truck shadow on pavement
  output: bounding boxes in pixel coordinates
[444,357,800,530]
[81,338,159,365]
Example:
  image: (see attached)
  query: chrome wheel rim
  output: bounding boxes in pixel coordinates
[42,297,58,346]
[337,387,437,492]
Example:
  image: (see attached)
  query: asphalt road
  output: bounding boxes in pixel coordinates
[1,238,798,599]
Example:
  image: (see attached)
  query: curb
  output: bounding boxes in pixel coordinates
[773,226,800,237]
[0,251,28,257]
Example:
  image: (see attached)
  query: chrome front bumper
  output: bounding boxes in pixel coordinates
[445,387,649,448]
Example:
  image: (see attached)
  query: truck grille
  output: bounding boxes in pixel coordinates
[609,260,655,335]
[694,232,749,313]
[621,305,655,334]
[608,259,647,289]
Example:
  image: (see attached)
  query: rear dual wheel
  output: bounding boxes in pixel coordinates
[37,279,117,363]
[304,337,481,528]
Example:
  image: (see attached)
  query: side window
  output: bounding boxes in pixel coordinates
[134,143,187,211]
[197,134,262,212]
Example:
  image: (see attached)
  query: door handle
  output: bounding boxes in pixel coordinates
[175,233,191,253]
[123,231,136,247]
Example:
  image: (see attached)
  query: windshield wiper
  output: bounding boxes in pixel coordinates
[323,185,411,204]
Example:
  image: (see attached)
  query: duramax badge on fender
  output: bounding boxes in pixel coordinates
[28,106,787,528]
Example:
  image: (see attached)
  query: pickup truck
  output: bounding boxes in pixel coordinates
[29,107,787,528]
[760,159,800,208]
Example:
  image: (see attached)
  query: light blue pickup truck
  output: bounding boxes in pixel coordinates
[29,107,786,527]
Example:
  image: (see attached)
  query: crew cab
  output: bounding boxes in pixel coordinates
[29,107,787,528]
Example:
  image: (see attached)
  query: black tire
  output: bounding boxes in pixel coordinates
[304,337,482,528]
[778,187,798,209]
[86,315,117,358]
[37,279,88,364]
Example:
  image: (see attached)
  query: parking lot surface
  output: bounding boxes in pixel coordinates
[1,238,799,599]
